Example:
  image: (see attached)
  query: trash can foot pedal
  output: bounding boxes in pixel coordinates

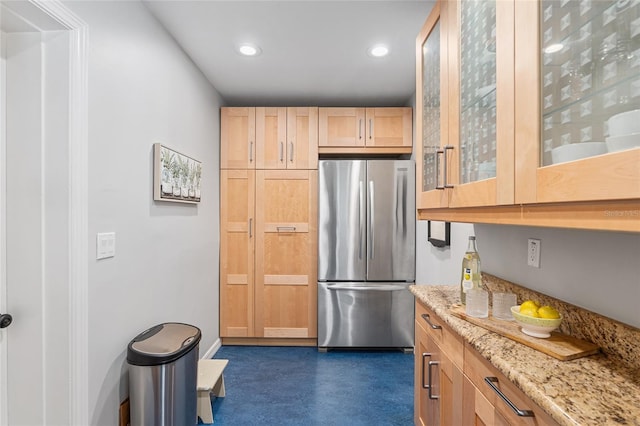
[197,359,229,424]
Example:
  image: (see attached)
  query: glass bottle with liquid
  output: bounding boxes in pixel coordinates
[460,236,482,304]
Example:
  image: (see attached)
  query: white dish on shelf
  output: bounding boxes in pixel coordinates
[550,142,606,164]
[608,109,640,137]
[605,133,640,152]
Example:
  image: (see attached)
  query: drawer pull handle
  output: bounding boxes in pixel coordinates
[421,313,442,330]
[276,226,296,233]
[428,360,440,400]
[421,353,431,389]
[484,377,535,417]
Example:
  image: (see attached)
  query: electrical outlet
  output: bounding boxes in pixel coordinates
[527,238,541,268]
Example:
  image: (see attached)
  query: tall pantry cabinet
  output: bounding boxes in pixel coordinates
[220,107,318,344]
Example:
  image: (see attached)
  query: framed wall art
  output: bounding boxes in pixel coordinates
[153,143,202,204]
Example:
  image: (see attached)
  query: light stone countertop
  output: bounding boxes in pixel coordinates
[410,283,640,426]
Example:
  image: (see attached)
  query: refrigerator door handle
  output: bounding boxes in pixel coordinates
[368,180,375,260]
[359,181,365,259]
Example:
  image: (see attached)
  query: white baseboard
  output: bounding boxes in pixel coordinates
[201,338,222,360]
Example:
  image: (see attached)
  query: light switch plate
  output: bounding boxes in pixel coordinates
[97,232,116,260]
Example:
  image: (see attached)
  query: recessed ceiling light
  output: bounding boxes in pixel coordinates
[543,43,564,54]
[368,45,389,58]
[238,43,261,57]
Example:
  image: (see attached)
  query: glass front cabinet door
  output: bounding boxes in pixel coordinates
[516,0,640,204]
[416,1,449,209]
[417,0,515,211]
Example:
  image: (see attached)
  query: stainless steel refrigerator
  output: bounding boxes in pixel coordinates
[317,159,415,350]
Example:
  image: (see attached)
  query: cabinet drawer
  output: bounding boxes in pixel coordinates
[464,342,558,426]
[415,300,463,370]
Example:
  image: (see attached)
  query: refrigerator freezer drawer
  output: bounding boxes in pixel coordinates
[317,282,414,349]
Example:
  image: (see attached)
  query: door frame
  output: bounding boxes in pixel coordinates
[0,1,88,424]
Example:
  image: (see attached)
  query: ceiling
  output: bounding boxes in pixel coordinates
[143,0,435,107]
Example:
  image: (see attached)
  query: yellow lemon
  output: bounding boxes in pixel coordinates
[519,306,540,318]
[538,305,560,319]
[519,300,540,312]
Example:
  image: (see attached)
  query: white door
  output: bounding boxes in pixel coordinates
[0,2,82,424]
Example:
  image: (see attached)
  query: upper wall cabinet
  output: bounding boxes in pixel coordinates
[515,0,640,205]
[256,107,318,170]
[221,107,318,170]
[416,0,514,210]
[416,0,640,232]
[221,107,256,169]
[318,107,413,155]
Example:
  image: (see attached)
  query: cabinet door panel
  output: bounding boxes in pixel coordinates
[255,170,318,338]
[319,107,365,147]
[220,170,255,337]
[256,107,287,169]
[221,107,255,169]
[287,107,318,169]
[366,107,412,148]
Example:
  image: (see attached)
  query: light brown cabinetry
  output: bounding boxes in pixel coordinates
[256,107,318,170]
[414,300,464,426]
[220,169,255,337]
[254,170,317,338]
[318,107,412,154]
[414,299,559,426]
[220,107,318,345]
[415,0,640,232]
[463,342,557,426]
[221,107,256,169]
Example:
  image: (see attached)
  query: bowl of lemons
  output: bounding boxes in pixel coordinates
[511,300,562,338]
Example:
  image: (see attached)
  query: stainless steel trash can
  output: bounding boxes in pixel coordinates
[127,323,201,426]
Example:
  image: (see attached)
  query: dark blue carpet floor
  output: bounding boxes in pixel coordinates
[200,346,414,425]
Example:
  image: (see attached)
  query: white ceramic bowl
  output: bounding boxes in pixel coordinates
[550,142,606,164]
[511,305,562,339]
[608,109,640,137]
[605,133,640,152]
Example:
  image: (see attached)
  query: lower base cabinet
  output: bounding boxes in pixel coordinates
[414,300,558,426]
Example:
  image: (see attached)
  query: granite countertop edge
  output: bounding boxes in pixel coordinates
[410,284,640,426]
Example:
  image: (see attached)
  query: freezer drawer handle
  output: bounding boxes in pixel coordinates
[421,313,442,330]
[276,226,296,233]
[421,353,431,389]
[428,360,440,400]
[484,377,535,417]
[326,283,408,291]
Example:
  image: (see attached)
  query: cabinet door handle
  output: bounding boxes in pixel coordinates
[359,119,363,140]
[249,141,254,163]
[484,377,535,417]
[249,218,253,238]
[443,145,454,189]
[289,142,294,163]
[421,313,442,330]
[279,142,284,163]
[428,360,440,400]
[435,149,444,190]
[276,226,296,232]
[421,353,432,389]
[369,118,373,139]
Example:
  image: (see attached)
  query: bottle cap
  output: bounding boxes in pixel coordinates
[470,236,476,240]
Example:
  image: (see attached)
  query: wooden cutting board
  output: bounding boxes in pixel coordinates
[449,305,599,361]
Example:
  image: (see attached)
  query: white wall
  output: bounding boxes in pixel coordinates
[63,2,223,425]
[474,224,639,328]
[416,222,640,328]
[415,221,475,284]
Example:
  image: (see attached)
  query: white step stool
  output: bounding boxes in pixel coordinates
[197,359,228,424]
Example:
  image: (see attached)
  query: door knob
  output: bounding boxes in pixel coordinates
[0,313,12,329]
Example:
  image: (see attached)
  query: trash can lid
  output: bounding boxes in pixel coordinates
[127,323,201,366]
